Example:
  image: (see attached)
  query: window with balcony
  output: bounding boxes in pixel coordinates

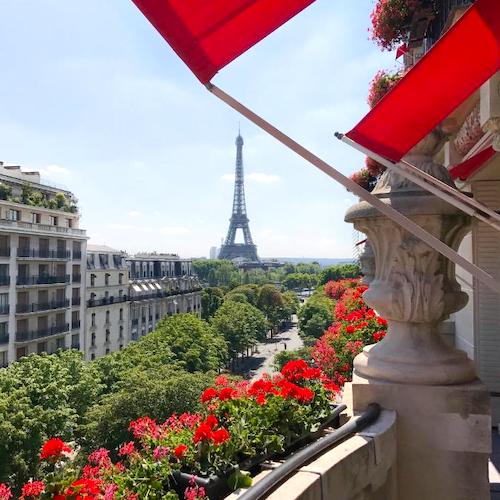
[0,264,8,286]
[0,322,8,344]
[72,265,81,283]
[0,235,9,257]
[16,346,27,361]
[90,274,96,287]
[37,341,47,354]
[7,210,20,221]
[0,293,8,315]
[49,216,58,226]
[56,337,65,349]
[39,238,49,257]
[32,213,41,224]
[0,350,7,368]
[66,218,73,228]
[73,241,81,260]
[71,333,79,349]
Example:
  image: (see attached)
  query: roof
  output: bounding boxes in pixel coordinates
[87,244,125,254]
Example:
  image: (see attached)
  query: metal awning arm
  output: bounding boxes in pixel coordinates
[206,83,500,295]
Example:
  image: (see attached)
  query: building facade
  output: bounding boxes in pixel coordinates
[85,245,129,360]
[0,163,87,367]
[127,253,202,341]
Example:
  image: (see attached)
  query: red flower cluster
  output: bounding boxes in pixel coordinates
[20,481,45,499]
[129,416,159,440]
[313,279,388,387]
[324,278,360,300]
[118,441,136,457]
[193,415,230,446]
[367,70,402,108]
[39,438,72,461]
[370,0,422,51]
[65,478,102,499]
[281,359,322,382]
[0,484,11,500]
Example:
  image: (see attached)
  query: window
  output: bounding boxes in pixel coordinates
[16,346,27,360]
[90,274,96,287]
[119,273,123,285]
[91,332,96,346]
[56,337,65,349]
[104,273,110,286]
[66,218,73,228]
[37,342,47,354]
[91,353,95,360]
[105,348,110,355]
[0,322,8,339]
[119,344,123,350]
[99,254,109,269]
[0,293,8,314]
[49,216,58,226]
[119,325,123,339]
[119,308,123,321]
[0,351,7,368]
[105,330,110,342]
[71,334,79,348]
[6,210,19,221]
[91,313,95,327]
[32,213,41,224]
[105,311,110,324]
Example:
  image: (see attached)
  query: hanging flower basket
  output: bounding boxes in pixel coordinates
[367,69,402,108]
[370,0,422,51]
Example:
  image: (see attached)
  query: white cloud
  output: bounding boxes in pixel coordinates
[39,164,71,178]
[160,226,190,236]
[128,210,141,217]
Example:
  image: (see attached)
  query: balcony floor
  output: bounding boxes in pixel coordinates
[491,430,500,499]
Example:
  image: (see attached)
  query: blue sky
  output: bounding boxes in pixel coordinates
[0,1,397,258]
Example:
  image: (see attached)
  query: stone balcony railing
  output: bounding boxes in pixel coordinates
[0,218,86,237]
[228,410,397,500]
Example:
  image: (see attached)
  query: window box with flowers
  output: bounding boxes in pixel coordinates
[0,362,342,500]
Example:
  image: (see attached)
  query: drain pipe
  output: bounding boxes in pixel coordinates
[237,403,381,500]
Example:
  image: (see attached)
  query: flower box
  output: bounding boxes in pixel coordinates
[171,403,342,500]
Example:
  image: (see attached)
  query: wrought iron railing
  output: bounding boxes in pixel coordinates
[16,299,69,314]
[16,323,70,342]
[16,274,70,286]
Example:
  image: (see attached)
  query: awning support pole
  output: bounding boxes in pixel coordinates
[206,82,500,294]
[339,134,500,232]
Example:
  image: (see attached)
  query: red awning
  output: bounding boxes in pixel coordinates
[131,0,315,84]
[346,0,500,163]
[449,146,496,181]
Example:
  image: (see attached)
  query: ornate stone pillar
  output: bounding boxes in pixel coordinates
[345,132,491,500]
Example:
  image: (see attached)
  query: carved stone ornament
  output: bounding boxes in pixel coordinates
[345,133,477,385]
[483,117,500,152]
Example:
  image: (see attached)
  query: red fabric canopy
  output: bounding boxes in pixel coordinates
[449,146,496,181]
[131,0,315,83]
[346,0,500,163]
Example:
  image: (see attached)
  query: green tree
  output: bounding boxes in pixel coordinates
[318,263,361,285]
[211,301,268,361]
[257,284,285,333]
[282,273,318,290]
[298,293,335,339]
[282,291,300,316]
[0,350,103,486]
[226,284,259,306]
[83,368,213,453]
[201,286,224,320]
[273,347,313,371]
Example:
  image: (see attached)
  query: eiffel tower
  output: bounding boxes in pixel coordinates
[218,133,259,262]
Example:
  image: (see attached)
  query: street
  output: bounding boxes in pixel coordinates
[232,315,304,380]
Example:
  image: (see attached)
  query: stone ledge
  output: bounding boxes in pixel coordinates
[229,410,397,500]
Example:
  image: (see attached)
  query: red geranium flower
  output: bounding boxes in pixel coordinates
[40,438,72,461]
[20,481,45,499]
[212,428,230,445]
[201,387,218,403]
[65,478,102,497]
[129,416,159,440]
[174,444,188,459]
[118,441,136,457]
[193,423,213,444]
[218,387,236,401]
[0,484,12,500]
